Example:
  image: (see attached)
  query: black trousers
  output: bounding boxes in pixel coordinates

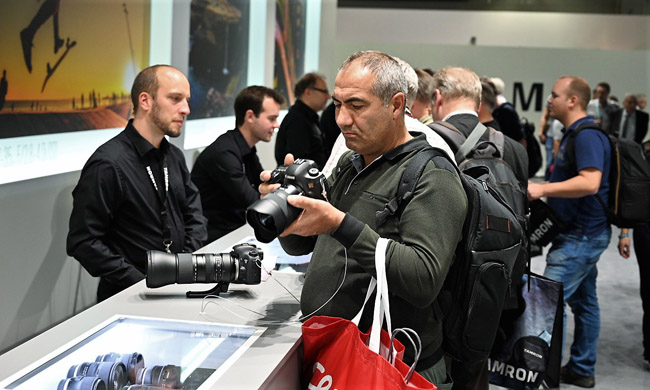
[633,223,650,361]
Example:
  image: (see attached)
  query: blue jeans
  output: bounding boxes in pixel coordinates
[544,228,611,377]
[544,135,554,180]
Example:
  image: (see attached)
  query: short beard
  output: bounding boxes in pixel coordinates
[151,101,180,138]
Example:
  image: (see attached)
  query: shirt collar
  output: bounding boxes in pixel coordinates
[124,119,170,158]
[349,133,429,172]
[442,109,478,122]
[567,116,597,132]
[233,127,257,156]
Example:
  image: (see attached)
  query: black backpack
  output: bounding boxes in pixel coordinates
[566,123,650,228]
[521,117,543,178]
[429,121,529,308]
[376,146,524,363]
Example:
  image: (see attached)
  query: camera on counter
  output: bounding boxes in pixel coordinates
[246,159,329,243]
[146,243,263,298]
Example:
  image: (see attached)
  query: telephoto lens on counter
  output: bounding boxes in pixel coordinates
[146,243,262,288]
[67,361,129,390]
[95,352,144,385]
[135,365,181,389]
[246,159,329,243]
[57,375,106,390]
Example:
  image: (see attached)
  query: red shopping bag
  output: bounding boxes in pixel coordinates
[302,315,435,389]
[301,238,436,390]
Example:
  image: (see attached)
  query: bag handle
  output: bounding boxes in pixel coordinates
[350,237,392,355]
[370,237,391,353]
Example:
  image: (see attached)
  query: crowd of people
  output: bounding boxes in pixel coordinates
[65,55,649,389]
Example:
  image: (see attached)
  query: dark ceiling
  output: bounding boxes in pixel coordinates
[338,0,650,15]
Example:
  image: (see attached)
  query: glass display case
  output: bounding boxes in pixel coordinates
[0,316,264,390]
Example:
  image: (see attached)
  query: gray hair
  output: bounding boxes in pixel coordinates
[393,56,418,108]
[339,50,407,107]
[432,67,482,110]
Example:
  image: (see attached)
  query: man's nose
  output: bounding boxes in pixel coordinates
[180,100,190,115]
[336,106,352,127]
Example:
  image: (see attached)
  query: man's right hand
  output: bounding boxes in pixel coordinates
[259,154,294,198]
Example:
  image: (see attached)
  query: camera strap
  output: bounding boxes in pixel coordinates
[146,155,173,253]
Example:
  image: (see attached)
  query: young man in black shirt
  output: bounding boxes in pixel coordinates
[67,65,208,302]
[191,86,284,241]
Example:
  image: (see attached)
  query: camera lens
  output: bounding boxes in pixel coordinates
[67,362,128,390]
[246,185,302,243]
[95,352,144,385]
[135,365,181,389]
[57,376,106,390]
[146,252,235,288]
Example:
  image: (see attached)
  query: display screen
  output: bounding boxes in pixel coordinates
[1,316,263,390]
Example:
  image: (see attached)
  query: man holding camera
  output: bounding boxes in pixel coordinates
[262,51,466,387]
[67,65,207,302]
[192,86,284,242]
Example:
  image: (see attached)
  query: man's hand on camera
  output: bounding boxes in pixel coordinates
[259,154,295,198]
[281,195,345,237]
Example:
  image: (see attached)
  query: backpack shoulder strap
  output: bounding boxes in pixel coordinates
[456,122,488,161]
[428,121,467,152]
[565,123,607,171]
[487,127,505,157]
[376,147,457,226]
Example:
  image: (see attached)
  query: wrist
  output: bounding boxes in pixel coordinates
[619,233,629,239]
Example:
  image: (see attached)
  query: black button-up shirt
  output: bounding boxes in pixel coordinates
[191,128,263,241]
[67,120,207,300]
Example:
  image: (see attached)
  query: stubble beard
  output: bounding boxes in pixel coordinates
[152,101,181,138]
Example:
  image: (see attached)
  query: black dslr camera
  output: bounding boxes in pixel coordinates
[246,159,329,243]
[146,243,262,298]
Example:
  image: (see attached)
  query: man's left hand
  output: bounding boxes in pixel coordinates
[280,195,345,237]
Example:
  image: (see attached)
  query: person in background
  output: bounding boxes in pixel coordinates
[274,72,330,169]
[67,65,207,302]
[490,76,525,144]
[412,68,435,125]
[636,93,647,111]
[586,82,618,128]
[431,67,529,390]
[528,75,611,388]
[477,78,500,131]
[192,86,284,242]
[606,94,649,144]
[319,100,340,158]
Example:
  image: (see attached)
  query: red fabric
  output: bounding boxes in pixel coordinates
[302,316,436,390]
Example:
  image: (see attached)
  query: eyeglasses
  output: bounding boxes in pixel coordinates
[311,87,330,95]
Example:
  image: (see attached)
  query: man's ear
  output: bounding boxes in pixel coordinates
[390,92,406,119]
[245,109,256,123]
[138,92,153,112]
[433,89,442,108]
[431,89,443,119]
[568,95,579,109]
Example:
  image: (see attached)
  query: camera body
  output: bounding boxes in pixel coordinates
[146,243,262,293]
[246,159,329,243]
